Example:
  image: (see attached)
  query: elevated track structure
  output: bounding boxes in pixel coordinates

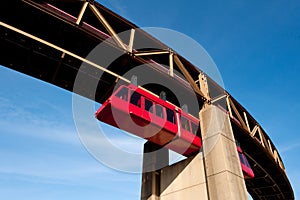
[0,0,294,199]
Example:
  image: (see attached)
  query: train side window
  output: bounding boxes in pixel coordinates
[130,91,141,107]
[145,98,153,113]
[166,108,175,124]
[191,122,198,135]
[155,104,164,118]
[244,155,251,168]
[181,116,190,132]
[239,153,245,165]
[115,87,128,101]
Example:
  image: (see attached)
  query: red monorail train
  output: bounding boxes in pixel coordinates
[95,84,201,156]
[237,145,255,179]
[95,84,254,178]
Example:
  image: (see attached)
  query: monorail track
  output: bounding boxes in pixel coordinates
[0,1,294,199]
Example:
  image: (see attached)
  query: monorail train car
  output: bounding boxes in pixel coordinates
[95,84,201,156]
[237,144,255,179]
[95,84,255,178]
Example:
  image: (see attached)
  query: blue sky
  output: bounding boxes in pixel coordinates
[1,0,299,199]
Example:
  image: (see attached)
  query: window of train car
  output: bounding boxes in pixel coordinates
[144,98,153,113]
[181,116,191,132]
[239,153,245,165]
[130,91,141,107]
[155,104,164,118]
[191,122,198,135]
[115,87,128,101]
[244,155,251,168]
[166,108,175,124]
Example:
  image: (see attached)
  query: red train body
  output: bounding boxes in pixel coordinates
[95,84,201,156]
[237,145,255,179]
[95,84,254,178]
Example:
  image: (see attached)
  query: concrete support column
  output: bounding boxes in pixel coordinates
[141,142,208,200]
[141,105,247,200]
[141,141,169,200]
[160,152,208,200]
[200,105,248,199]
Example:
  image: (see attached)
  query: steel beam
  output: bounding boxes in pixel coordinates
[0,21,130,83]
[134,50,170,57]
[199,72,210,101]
[128,28,135,53]
[89,4,127,51]
[76,1,89,25]
[169,52,174,77]
[173,54,205,99]
[243,112,251,132]
[228,97,248,129]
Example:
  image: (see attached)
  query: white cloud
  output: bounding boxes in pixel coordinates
[278,141,300,153]
[102,0,128,19]
[0,95,148,174]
